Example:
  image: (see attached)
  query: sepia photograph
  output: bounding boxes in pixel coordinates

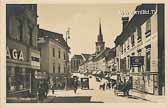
[4,2,165,104]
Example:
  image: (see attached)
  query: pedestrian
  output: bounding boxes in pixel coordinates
[73,78,78,94]
[103,82,105,91]
[38,83,45,103]
[52,84,55,94]
[112,80,116,89]
[106,81,111,90]
[44,81,49,98]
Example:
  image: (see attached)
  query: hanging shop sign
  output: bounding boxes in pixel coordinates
[130,56,144,66]
[6,47,24,61]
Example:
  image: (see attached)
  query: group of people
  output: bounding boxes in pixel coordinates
[115,77,132,96]
[37,81,49,102]
[99,79,116,90]
[98,76,132,96]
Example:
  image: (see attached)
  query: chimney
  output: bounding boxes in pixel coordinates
[122,17,129,31]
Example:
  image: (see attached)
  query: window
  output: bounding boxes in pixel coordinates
[137,49,142,72]
[146,46,151,71]
[18,20,23,41]
[127,38,130,50]
[15,67,25,91]
[58,63,61,73]
[131,34,135,47]
[124,43,126,52]
[53,63,55,73]
[137,26,142,42]
[64,52,66,60]
[53,48,55,57]
[132,53,135,72]
[127,55,130,69]
[64,65,66,73]
[29,27,33,46]
[58,48,61,58]
[121,44,123,54]
[145,19,151,37]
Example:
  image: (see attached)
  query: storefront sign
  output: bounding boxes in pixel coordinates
[6,47,24,61]
[130,56,144,66]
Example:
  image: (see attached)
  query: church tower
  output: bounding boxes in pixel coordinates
[96,19,105,54]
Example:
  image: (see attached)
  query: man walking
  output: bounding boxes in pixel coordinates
[73,78,78,94]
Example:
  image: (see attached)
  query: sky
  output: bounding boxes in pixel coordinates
[37,4,138,58]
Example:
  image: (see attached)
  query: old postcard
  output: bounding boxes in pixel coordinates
[0,0,167,108]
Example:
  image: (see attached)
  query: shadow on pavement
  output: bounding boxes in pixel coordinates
[50,96,103,103]
[117,95,151,102]
[6,96,104,103]
[127,95,151,101]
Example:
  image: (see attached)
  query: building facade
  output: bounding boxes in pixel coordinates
[114,4,164,95]
[38,29,70,88]
[70,55,83,73]
[78,54,91,74]
[6,4,40,97]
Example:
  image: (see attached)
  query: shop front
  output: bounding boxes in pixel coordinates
[6,39,40,97]
[6,44,31,96]
[7,65,32,97]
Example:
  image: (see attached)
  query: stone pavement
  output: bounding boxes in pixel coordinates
[6,88,165,103]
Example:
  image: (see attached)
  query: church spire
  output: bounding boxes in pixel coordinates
[96,18,105,54]
[98,18,103,42]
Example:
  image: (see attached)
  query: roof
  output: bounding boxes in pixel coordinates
[81,53,91,61]
[114,4,156,45]
[71,55,83,60]
[39,28,70,51]
[94,47,111,61]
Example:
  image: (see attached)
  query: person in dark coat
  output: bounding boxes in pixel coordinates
[52,84,55,94]
[44,81,49,98]
[38,83,45,102]
[73,79,78,94]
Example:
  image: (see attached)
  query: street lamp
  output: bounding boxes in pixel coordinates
[66,27,70,43]
[65,27,70,90]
